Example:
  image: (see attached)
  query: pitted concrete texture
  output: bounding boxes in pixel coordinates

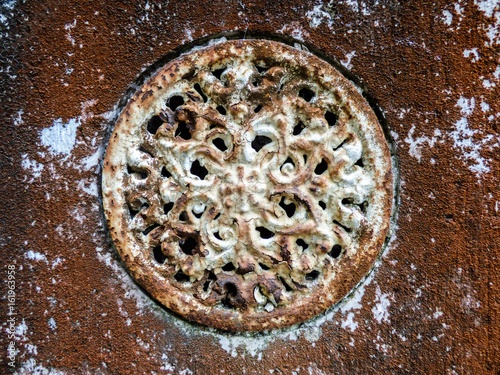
[1,0,499,374]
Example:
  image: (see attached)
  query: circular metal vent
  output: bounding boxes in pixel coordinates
[102,39,393,331]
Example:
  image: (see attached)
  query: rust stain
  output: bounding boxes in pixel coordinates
[1,0,499,374]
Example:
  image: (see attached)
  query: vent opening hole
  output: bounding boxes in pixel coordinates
[190,160,208,180]
[252,77,262,87]
[342,198,353,205]
[139,146,154,157]
[319,201,326,210]
[179,236,197,255]
[251,135,272,152]
[279,276,293,292]
[333,220,351,233]
[314,158,328,175]
[222,263,235,272]
[279,197,296,218]
[305,270,320,281]
[293,121,305,135]
[256,226,274,239]
[147,115,163,135]
[129,206,139,219]
[153,245,167,264]
[281,157,295,170]
[174,270,190,282]
[175,121,192,140]
[143,223,160,235]
[214,231,222,240]
[212,67,226,80]
[325,111,338,127]
[299,88,315,102]
[328,244,342,258]
[216,106,226,115]
[193,83,207,102]
[296,239,309,250]
[254,104,263,113]
[213,138,228,151]
[303,154,308,163]
[203,281,211,292]
[161,166,172,178]
[358,201,368,213]
[192,210,203,219]
[256,65,269,74]
[179,211,189,222]
[355,158,364,167]
[127,165,148,179]
[259,263,270,271]
[163,202,174,215]
[168,95,184,111]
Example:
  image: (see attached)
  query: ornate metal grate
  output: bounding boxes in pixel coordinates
[102,39,393,331]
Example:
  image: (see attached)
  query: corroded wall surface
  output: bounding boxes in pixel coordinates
[1,0,499,374]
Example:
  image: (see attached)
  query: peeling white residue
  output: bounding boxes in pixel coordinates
[14,359,66,375]
[462,294,481,309]
[433,308,444,319]
[0,0,18,28]
[404,126,443,162]
[463,48,479,62]
[81,146,104,171]
[25,251,47,262]
[450,96,498,177]
[474,0,500,45]
[457,96,475,115]
[372,286,392,324]
[475,0,500,18]
[21,154,44,181]
[442,10,453,25]
[160,354,175,371]
[77,179,98,196]
[480,101,491,112]
[179,369,193,375]
[276,22,308,42]
[64,19,76,46]
[48,317,57,330]
[25,344,38,355]
[341,51,356,70]
[51,257,64,269]
[183,28,193,42]
[14,319,28,341]
[40,100,102,159]
[41,116,81,157]
[14,109,23,125]
[306,2,333,29]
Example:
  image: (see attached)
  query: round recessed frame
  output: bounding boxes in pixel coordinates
[102,39,393,331]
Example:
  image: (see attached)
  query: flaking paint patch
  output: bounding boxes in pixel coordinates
[21,154,44,182]
[450,96,499,177]
[404,126,443,162]
[341,51,356,70]
[41,117,80,157]
[463,48,479,62]
[306,3,334,29]
[14,359,65,375]
[371,286,392,324]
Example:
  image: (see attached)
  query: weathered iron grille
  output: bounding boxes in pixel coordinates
[102,39,393,331]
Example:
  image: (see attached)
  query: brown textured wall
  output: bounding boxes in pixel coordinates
[1,0,499,374]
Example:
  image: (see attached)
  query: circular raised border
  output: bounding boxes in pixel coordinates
[102,39,393,331]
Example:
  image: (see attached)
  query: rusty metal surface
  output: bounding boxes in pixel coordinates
[1,0,499,373]
[102,39,393,331]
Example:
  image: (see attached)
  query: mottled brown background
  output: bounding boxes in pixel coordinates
[1,0,499,374]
